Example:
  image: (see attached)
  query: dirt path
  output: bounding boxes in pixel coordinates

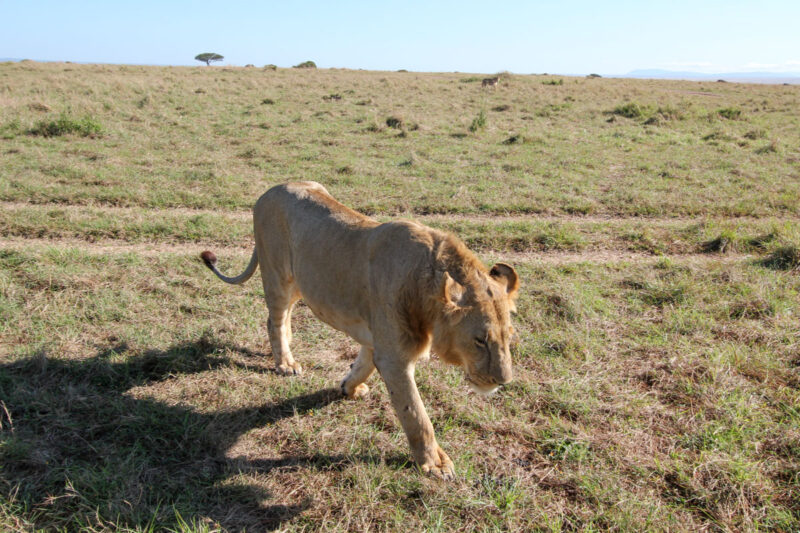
[0,236,755,266]
[3,201,795,225]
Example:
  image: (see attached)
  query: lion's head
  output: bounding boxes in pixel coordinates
[433,262,519,395]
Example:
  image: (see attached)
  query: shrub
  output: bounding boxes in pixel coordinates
[263,64,277,71]
[29,114,102,137]
[542,79,564,86]
[386,116,403,129]
[760,246,799,270]
[261,98,275,105]
[654,105,684,121]
[612,102,653,120]
[717,107,743,120]
[587,73,602,78]
[701,230,739,253]
[293,61,317,69]
[468,109,486,133]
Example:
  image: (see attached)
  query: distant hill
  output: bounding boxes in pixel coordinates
[625,69,800,84]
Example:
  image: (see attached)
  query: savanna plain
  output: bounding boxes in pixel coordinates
[0,61,799,532]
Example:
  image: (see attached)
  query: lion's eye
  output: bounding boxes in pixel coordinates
[474,337,487,346]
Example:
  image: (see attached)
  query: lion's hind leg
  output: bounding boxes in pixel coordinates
[341,346,374,399]
[263,281,303,376]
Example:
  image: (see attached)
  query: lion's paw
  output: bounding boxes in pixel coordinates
[419,447,455,481]
[276,362,303,376]
[341,381,370,400]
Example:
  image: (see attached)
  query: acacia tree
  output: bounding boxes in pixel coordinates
[194,53,224,66]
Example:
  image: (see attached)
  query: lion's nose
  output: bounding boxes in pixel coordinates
[495,365,513,385]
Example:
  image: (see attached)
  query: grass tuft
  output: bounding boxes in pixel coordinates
[612,102,653,120]
[760,245,799,270]
[385,116,403,129]
[28,114,102,137]
[468,109,487,133]
[292,60,317,69]
[701,230,739,254]
[755,139,780,154]
[717,107,743,120]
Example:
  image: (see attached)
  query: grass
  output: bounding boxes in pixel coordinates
[468,109,486,133]
[1,61,799,531]
[28,113,102,137]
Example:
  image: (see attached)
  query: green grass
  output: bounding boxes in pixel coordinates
[1,61,800,531]
[28,113,102,137]
[1,246,798,531]
[1,63,798,217]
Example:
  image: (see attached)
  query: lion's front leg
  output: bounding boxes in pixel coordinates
[376,358,455,480]
[341,345,375,399]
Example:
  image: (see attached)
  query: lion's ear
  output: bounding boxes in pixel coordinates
[490,263,519,300]
[439,271,466,310]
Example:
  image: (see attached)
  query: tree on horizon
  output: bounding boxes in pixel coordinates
[194,53,224,66]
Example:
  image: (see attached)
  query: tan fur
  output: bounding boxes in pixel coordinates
[201,182,520,479]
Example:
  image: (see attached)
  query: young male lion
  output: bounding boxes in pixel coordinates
[200,182,519,479]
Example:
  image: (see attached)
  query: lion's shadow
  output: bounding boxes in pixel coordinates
[0,338,406,531]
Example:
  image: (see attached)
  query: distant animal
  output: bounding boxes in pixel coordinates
[200,182,520,479]
[481,76,500,88]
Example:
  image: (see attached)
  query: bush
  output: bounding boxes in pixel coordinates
[701,230,739,253]
[717,107,742,120]
[263,64,277,71]
[293,61,317,69]
[385,116,403,129]
[760,246,799,270]
[612,102,653,120]
[29,114,102,137]
[542,79,564,86]
[468,109,486,133]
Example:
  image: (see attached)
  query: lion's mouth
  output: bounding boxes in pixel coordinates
[465,374,500,396]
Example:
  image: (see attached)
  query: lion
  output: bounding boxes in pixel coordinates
[200,182,519,479]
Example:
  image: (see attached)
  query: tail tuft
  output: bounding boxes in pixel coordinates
[200,250,217,269]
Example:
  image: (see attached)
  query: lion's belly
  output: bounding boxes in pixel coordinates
[303,300,374,348]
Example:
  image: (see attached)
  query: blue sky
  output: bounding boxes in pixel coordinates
[2,0,799,74]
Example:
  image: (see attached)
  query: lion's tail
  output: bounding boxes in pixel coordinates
[200,249,258,285]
